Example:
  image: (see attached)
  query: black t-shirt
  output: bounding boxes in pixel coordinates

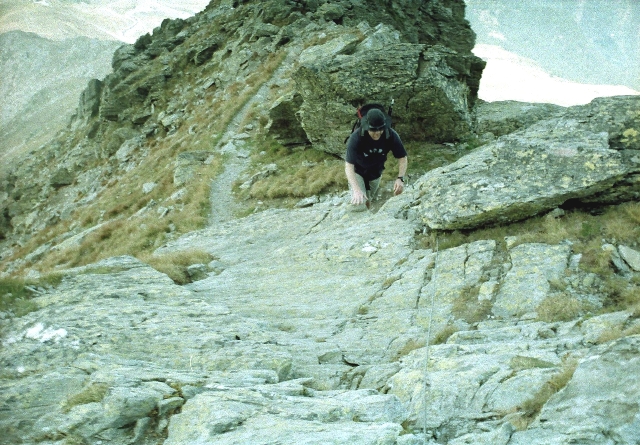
[345,129,407,181]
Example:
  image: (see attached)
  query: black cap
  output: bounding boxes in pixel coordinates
[365,109,386,131]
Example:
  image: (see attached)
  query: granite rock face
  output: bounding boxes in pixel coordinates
[291,22,485,156]
[392,96,640,230]
[474,100,565,139]
[2,201,639,444]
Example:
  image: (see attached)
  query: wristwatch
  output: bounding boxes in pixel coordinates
[397,176,404,182]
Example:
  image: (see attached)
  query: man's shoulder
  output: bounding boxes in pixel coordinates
[389,129,404,145]
[389,128,402,140]
[346,131,366,151]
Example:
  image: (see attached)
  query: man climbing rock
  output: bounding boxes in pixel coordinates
[345,107,408,210]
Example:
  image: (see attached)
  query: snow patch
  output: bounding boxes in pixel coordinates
[25,322,68,343]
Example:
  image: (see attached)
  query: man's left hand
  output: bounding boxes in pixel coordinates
[393,178,404,195]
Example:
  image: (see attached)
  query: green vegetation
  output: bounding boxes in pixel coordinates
[452,285,493,324]
[432,323,459,345]
[0,274,63,319]
[536,294,588,323]
[2,49,289,278]
[237,138,345,203]
[0,278,38,318]
[509,355,556,371]
[61,435,87,445]
[418,202,640,255]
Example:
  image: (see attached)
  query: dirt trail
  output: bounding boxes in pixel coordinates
[208,51,298,225]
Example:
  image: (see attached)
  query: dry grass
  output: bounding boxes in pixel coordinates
[2,46,289,278]
[418,202,640,317]
[239,139,346,201]
[432,323,458,345]
[511,356,579,430]
[249,160,345,199]
[536,293,586,322]
[11,145,223,274]
[201,50,287,136]
[141,249,214,284]
[509,355,555,371]
[61,436,87,445]
[0,277,39,318]
[597,322,640,346]
[452,285,493,324]
[382,274,402,289]
[0,274,63,319]
[419,202,640,254]
[61,383,109,413]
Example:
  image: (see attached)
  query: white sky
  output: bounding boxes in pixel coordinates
[473,44,640,107]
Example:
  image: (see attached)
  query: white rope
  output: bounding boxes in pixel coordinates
[422,235,438,444]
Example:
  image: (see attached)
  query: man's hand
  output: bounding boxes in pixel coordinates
[350,188,367,205]
[393,178,404,195]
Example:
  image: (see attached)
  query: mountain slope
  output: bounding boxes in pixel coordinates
[0,31,120,164]
[0,0,210,42]
[0,2,639,444]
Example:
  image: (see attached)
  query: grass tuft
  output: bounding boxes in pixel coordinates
[237,138,346,203]
[0,274,64,319]
[418,201,640,317]
[536,293,586,322]
[61,383,109,413]
[142,249,215,284]
[432,323,458,345]
[0,278,38,317]
[512,356,578,430]
[452,285,493,324]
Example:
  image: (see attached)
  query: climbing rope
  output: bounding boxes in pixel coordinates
[422,235,439,444]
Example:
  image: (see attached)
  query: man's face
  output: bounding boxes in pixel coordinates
[368,129,383,140]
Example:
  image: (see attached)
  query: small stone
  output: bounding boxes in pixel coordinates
[546,208,566,219]
[158,397,185,417]
[618,245,640,271]
[603,244,631,274]
[187,264,209,282]
[133,417,152,442]
[582,273,597,288]
[295,196,319,208]
[569,253,582,270]
[142,182,157,194]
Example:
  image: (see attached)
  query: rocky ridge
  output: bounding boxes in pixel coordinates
[0,0,484,267]
[389,96,640,229]
[1,1,640,444]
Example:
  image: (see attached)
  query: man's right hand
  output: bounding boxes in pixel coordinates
[350,188,367,205]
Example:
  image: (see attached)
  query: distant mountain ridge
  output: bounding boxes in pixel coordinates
[0,0,210,42]
[0,30,120,164]
[0,0,208,165]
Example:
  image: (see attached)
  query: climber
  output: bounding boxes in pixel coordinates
[344,107,408,210]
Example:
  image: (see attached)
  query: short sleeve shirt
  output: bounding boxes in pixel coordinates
[345,129,407,181]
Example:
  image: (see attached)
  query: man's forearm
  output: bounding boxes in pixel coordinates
[397,157,408,177]
[345,162,363,192]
